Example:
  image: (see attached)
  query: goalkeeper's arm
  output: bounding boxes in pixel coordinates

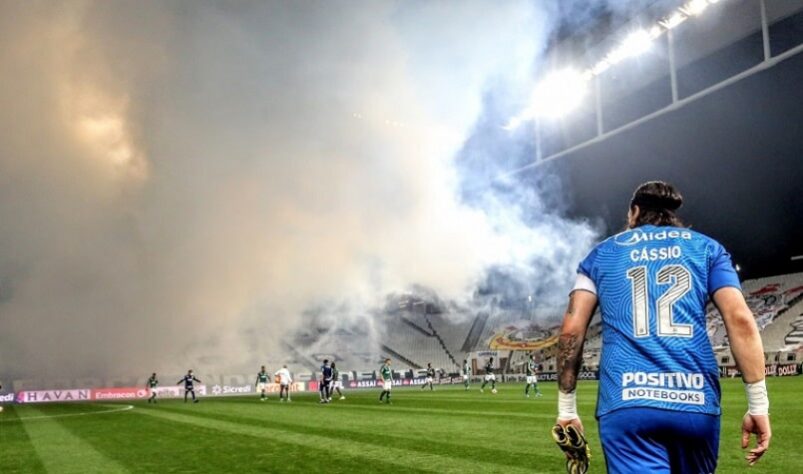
[556,288,597,427]
[714,287,771,465]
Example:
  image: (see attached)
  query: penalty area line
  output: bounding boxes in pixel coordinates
[3,404,135,422]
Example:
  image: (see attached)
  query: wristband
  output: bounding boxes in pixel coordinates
[745,380,769,416]
[558,390,578,420]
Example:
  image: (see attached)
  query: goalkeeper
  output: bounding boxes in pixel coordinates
[554,181,771,473]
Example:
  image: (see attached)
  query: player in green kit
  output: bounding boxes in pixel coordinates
[524,354,542,398]
[255,365,270,401]
[379,358,392,404]
[462,359,472,390]
[331,362,345,400]
[421,363,435,391]
[147,373,159,403]
[480,357,497,393]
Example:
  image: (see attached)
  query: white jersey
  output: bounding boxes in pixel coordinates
[274,368,292,385]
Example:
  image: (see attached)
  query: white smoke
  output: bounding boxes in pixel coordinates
[0,0,609,382]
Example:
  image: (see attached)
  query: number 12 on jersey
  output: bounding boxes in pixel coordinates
[626,265,693,338]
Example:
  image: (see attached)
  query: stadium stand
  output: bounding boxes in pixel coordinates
[527,273,803,372]
[708,272,803,363]
[288,273,803,376]
[380,311,463,371]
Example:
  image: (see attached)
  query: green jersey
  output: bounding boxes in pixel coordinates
[485,362,494,375]
[257,371,269,383]
[426,367,435,378]
[380,364,392,381]
[332,367,340,381]
[147,376,158,388]
[526,360,536,376]
[463,363,471,375]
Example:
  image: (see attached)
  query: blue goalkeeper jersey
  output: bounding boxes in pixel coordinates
[576,225,741,418]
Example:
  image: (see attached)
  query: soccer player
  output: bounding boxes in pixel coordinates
[330,362,345,400]
[421,363,435,391]
[319,359,333,404]
[177,370,202,403]
[480,357,496,393]
[462,359,472,390]
[255,365,270,401]
[556,181,771,472]
[379,358,392,404]
[274,364,292,402]
[146,373,159,403]
[525,354,542,398]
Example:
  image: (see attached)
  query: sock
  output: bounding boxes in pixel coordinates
[526,384,530,394]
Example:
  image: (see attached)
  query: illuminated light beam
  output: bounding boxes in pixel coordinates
[681,0,709,16]
[529,69,589,119]
[501,115,525,131]
[660,12,688,30]
[606,29,654,65]
[589,59,611,76]
[506,0,728,128]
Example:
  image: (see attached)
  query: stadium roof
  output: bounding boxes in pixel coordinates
[529,1,803,280]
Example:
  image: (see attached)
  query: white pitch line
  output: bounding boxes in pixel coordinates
[5,404,134,422]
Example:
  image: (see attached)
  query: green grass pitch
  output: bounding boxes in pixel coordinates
[0,377,798,473]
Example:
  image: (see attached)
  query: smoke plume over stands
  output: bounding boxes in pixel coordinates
[0,1,601,383]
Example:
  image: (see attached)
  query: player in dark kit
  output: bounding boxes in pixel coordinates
[421,363,436,391]
[147,373,159,403]
[319,359,333,404]
[178,370,202,403]
[480,357,496,393]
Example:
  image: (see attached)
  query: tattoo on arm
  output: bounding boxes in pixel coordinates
[557,333,583,393]
[566,297,575,316]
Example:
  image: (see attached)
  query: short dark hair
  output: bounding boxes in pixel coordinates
[323,359,329,364]
[629,181,684,227]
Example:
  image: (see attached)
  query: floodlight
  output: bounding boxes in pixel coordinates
[531,69,589,118]
[590,59,611,76]
[682,0,709,16]
[661,12,688,29]
[619,30,652,58]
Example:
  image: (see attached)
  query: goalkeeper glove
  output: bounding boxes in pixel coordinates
[551,423,590,474]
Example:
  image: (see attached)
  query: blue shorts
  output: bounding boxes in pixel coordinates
[599,407,720,474]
